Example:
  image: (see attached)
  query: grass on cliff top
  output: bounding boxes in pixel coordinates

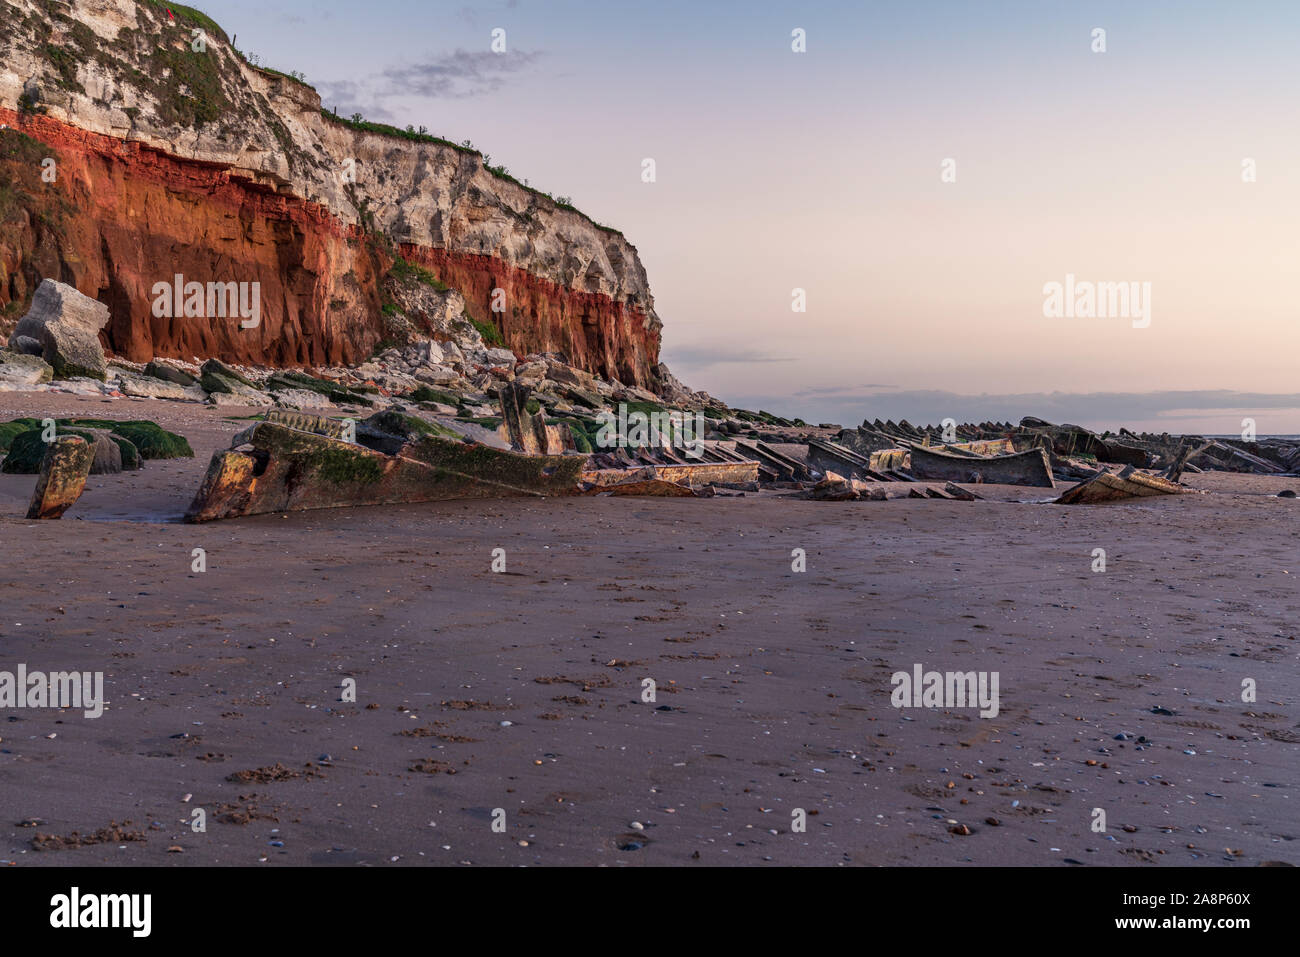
[324,112,474,153]
[140,0,229,43]
[249,64,316,90]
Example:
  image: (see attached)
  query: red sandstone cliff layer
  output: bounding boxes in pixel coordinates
[0,0,666,388]
[1,107,383,367]
[0,108,660,380]
[402,247,660,391]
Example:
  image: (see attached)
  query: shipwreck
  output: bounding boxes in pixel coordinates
[185,384,762,522]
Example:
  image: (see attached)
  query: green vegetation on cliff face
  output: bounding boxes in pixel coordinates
[0,130,62,223]
[0,129,70,326]
[140,0,229,43]
[13,0,286,140]
[465,312,503,348]
[388,258,448,292]
[10,0,626,238]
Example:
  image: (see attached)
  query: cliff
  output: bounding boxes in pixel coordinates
[0,0,665,389]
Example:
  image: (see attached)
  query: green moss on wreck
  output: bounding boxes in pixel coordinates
[557,417,603,453]
[364,410,460,441]
[561,418,599,453]
[405,434,585,491]
[310,446,384,485]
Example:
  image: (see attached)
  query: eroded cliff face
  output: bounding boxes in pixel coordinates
[0,0,665,388]
[0,107,385,366]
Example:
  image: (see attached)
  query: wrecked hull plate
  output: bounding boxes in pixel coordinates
[185,422,585,522]
[1055,469,1186,505]
[909,445,1055,488]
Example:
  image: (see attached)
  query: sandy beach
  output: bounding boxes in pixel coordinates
[0,393,1295,867]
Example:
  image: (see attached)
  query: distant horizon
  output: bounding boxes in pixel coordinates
[713,388,1300,437]
[190,0,1300,429]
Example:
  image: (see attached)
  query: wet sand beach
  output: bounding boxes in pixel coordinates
[0,394,1296,866]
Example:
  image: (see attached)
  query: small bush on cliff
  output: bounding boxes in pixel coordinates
[324,112,470,154]
[42,44,83,93]
[251,64,315,90]
[0,129,52,169]
[388,258,448,292]
[464,312,503,348]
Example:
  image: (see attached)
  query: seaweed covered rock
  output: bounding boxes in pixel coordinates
[1,429,51,473]
[0,417,41,452]
[200,358,256,389]
[143,361,196,386]
[78,430,124,474]
[267,371,375,407]
[2,427,123,474]
[0,417,188,472]
[0,352,53,386]
[200,359,271,406]
[77,420,192,459]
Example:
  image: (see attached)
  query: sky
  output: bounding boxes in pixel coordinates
[196,0,1300,433]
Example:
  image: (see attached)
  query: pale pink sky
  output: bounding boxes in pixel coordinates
[204,0,1300,431]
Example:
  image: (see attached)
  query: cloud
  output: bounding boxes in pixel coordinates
[664,345,796,370]
[792,384,897,398]
[314,80,398,122]
[314,45,543,124]
[379,49,544,99]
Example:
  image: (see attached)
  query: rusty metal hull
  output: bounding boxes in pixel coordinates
[908,445,1055,487]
